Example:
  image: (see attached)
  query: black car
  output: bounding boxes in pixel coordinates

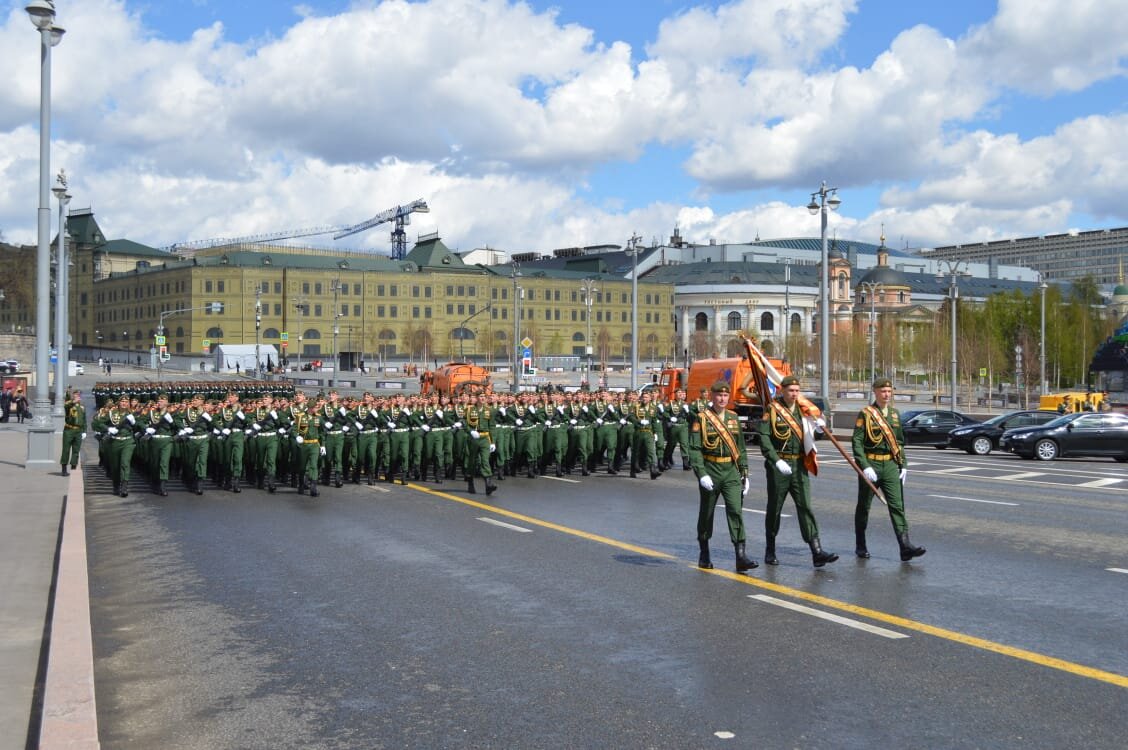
[999,412,1128,461]
[899,409,980,447]
[947,410,1061,455]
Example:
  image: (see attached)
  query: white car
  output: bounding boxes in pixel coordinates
[1,359,19,373]
[68,361,84,376]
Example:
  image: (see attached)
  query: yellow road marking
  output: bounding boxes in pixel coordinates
[410,484,1128,689]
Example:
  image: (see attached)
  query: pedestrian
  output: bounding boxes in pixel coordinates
[0,387,10,422]
[14,389,29,423]
[852,377,925,562]
[106,362,112,377]
[688,381,757,572]
[758,375,838,567]
[60,389,86,475]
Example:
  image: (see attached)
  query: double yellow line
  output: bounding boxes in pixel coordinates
[411,484,1128,689]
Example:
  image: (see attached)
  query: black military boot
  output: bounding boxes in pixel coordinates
[527,465,537,478]
[467,477,477,494]
[159,480,168,497]
[334,470,343,489]
[309,477,319,497]
[433,459,443,484]
[298,475,308,494]
[485,477,497,496]
[194,478,204,496]
[896,531,926,561]
[581,465,590,476]
[232,477,241,494]
[734,542,758,572]
[765,536,779,566]
[113,481,120,496]
[855,530,871,559]
[697,539,713,570]
[267,475,276,494]
[555,462,563,478]
[61,465,68,476]
[650,467,660,480]
[809,537,839,568]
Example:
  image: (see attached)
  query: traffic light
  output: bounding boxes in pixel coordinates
[159,345,171,362]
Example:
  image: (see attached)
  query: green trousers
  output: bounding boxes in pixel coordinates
[855,458,908,534]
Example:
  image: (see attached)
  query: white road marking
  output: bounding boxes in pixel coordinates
[929,494,1019,506]
[721,503,789,517]
[541,476,581,483]
[1078,478,1124,489]
[1106,568,1128,575]
[927,467,980,474]
[750,595,909,639]
[365,485,391,493]
[994,472,1046,481]
[477,517,533,533]
[714,731,735,739]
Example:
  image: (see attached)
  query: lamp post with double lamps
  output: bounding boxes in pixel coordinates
[51,170,71,428]
[580,278,598,387]
[807,182,841,419]
[627,234,642,390]
[510,263,522,393]
[936,260,967,410]
[25,0,65,466]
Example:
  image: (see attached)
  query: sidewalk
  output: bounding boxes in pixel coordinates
[0,425,98,749]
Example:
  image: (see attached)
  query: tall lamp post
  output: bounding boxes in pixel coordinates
[580,278,598,387]
[254,284,262,376]
[859,281,883,379]
[936,260,966,410]
[510,263,521,393]
[26,0,65,466]
[51,170,70,428]
[1039,278,1048,395]
[627,233,642,390]
[330,279,341,385]
[807,182,841,418]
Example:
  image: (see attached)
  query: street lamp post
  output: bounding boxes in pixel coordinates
[254,284,262,376]
[859,281,883,380]
[510,263,521,393]
[297,336,303,373]
[51,170,70,428]
[807,182,841,418]
[936,260,966,410]
[1039,278,1048,395]
[26,0,65,466]
[330,279,341,385]
[627,234,642,390]
[95,330,101,363]
[580,279,598,387]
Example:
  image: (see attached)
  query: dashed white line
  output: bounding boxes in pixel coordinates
[750,595,910,639]
[927,467,980,474]
[541,476,581,483]
[476,517,533,533]
[1106,568,1128,575]
[929,494,1019,506]
[1078,478,1124,489]
[994,472,1046,481]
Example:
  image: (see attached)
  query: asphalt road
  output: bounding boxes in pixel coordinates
[85,444,1128,749]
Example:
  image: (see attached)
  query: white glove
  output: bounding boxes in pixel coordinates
[640,419,650,426]
[324,422,334,430]
[815,416,826,432]
[499,407,507,415]
[201,412,212,422]
[295,436,304,444]
[338,407,347,416]
[244,429,253,436]
[145,426,156,435]
[270,410,278,420]
[436,409,444,417]
[669,416,677,423]
[341,426,349,433]
[489,443,496,453]
[863,467,878,483]
[453,421,463,429]
[212,428,221,435]
[596,418,604,426]
[516,419,524,426]
[683,404,690,413]
[899,468,908,484]
[163,413,174,424]
[581,406,588,412]
[108,426,119,435]
[421,424,431,432]
[253,423,262,431]
[775,459,793,476]
[742,477,751,497]
[320,446,326,456]
[81,432,87,439]
[236,410,245,420]
[470,429,480,440]
[222,428,231,436]
[557,406,566,414]
[126,414,136,425]
[544,420,552,428]
[619,418,627,425]
[355,421,364,431]
[654,434,658,443]
[570,419,578,426]
[278,428,288,436]
[403,407,412,416]
[699,475,715,491]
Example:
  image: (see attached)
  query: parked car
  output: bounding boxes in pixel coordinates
[0,359,20,374]
[899,409,980,447]
[999,412,1128,461]
[947,410,1061,455]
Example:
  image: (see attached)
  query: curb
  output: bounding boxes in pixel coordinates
[38,467,99,750]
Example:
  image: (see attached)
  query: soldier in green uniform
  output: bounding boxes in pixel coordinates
[217,392,249,493]
[291,391,324,496]
[141,392,177,496]
[563,391,594,476]
[322,390,348,487]
[591,391,619,474]
[628,390,661,479]
[384,395,412,485]
[463,393,497,495]
[353,393,381,485]
[102,395,138,498]
[179,393,213,496]
[852,377,926,562]
[661,387,692,471]
[758,375,838,567]
[60,389,86,476]
[688,381,757,572]
[251,394,282,493]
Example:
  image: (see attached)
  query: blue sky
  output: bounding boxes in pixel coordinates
[1,0,1126,254]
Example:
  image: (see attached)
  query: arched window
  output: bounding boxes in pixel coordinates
[760,312,774,331]
[205,327,223,338]
[899,291,906,303]
[450,327,475,340]
[263,328,280,339]
[377,329,395,341]
[790,313,802,333]
[727,312,743,331]
[175,326,184,337]
[572,332,586,341]
[694,312,709,331]
[303,328,322,340]
[837,272,848,297]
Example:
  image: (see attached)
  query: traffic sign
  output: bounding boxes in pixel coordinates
[522,348,532,360]
[280,332,289,342]
[521,337,533,349]
[159,345,170,362]
[979,367,987,378]
[202,339,210,347]
[281,341,288,348]
[155,335,166,346]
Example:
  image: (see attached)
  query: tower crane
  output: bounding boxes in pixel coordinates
[333,199,430,260]
[161,198,430,260]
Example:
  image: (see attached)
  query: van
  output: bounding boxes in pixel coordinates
[68,361,84,376]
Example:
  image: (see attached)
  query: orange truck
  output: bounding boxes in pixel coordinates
[419,362,492,397]
[649,355,795,436]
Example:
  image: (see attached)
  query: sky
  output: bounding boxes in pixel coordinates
[0,0,1126,257]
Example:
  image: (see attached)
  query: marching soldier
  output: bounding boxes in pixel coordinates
[141,392,177,496]
[628,390,661,479]
[179,393,213,495]
[758,375,837,567]
[852,377,926,562]
[291,391,324,496]
[251,394,283,493]
[661,387,692,471]
[217,392,249,493]
[98,395,138,498]
[513,393,542,477]
[688,381,757,572]
[463,393,497,495]
[60,389,86,476]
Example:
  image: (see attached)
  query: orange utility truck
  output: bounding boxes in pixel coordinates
[419,362,492,397]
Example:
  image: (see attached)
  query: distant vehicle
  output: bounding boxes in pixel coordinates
[68,361,84,376]
[899,409,980,447]
[419,361,492,397]
[999,412,1128,461]
[1,359,20,374]
[947,410,1060,455]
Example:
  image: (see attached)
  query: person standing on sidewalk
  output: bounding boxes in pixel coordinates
[60,390,86,476]
[688,381,757,573]
[758,376,838,568]
[852,377,926,562]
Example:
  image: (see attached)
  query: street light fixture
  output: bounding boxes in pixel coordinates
[330,279,341,385]
[936,260,967,410]
[510,263,522,393]
[26,0,65,466]
[807,182,841,418]
[627,233,642,390]
[1039,278,1048,396]
[254,284,262,376]
[858,281,883,380]
[51,169,70,428]
[580,278,598,387]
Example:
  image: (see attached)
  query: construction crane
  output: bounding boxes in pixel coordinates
[161,198,430,259]
[333,199,430,260]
